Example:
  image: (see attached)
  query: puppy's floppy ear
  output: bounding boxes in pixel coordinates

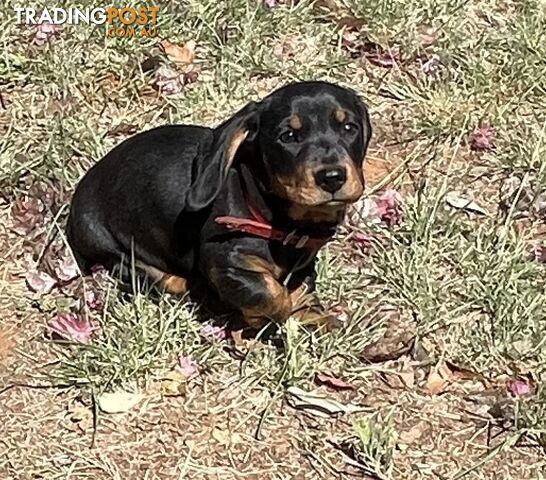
[185,101,259,211]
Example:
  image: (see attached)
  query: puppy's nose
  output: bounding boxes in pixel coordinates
[314,167,347,193]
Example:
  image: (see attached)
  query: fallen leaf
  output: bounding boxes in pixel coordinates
[33,22,63,46]
[286,386,365,418]
[212,428,242,447]
[445,191,488,215]
[159,39,196,66]
[177,355,199,378]
[469,125,494,151]
[398,421,427,448]
[54,254,79,282]
[506,377,532,397]
[0,327,16,362]
[97,391,144,413]
[417,24,438,46]
[161,370,187,397]
[26,270,56,294]
[200,321,228,341]
[360,309,416,363]
[49,313,93,344]
[315,372,355,390]
[107,122,138,137]
[425,361,453,395]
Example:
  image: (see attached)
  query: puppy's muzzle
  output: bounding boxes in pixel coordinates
[314,167,347,194]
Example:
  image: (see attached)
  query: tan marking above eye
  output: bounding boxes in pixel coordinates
[288,115,303,130]
[334,107,347,123]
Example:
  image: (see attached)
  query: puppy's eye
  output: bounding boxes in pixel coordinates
[279,130,297,143]
[343,122,358,132]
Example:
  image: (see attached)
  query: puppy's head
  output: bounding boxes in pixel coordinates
[256,81,372,218]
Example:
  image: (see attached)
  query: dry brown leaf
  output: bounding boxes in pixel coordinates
[360,309,416,363]
[159,39,195,66]
[315,372,355,390]
[161,370,187,397]
[398,421,427,449]
[425,361,453,395]
[0,328,16,362]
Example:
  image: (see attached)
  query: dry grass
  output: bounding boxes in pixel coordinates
[1,0,545,478]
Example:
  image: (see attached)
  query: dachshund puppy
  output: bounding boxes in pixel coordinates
[67,81,372,329]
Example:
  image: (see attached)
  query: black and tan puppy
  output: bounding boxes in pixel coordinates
[67,81,372,329]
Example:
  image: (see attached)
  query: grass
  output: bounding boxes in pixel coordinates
[1,0,546,478]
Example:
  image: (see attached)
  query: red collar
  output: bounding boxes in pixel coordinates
[214,199,334,249]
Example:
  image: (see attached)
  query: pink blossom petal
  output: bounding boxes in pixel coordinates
[26,270,57,294]
[263,0,279,7]
[315,372,355,390]
[154,65,184,95]
[11,196,45,235]
[421,54,442,75]
[84,290,104,311]
[375,189,403,226]
[54,254,79,282]
[177,356,199,378]
[49,313,93,344]
[507,378,532,397]
[533,245,546,263]
[200,322,228,341]
[352,231,371,249]
[33,22,63,46]
[469,125,494,151]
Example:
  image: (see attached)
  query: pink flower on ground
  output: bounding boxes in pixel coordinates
[84,290,104,311]
[352,231,371,249]
[375,189,403,226]
[49,313,93,344]
[11,196,45,235]
[33,22,63,46]
[469,125,494,151]
[421,54,441,75]
[54,254,79,282]
[177,356,200,378]
[530,244,546,263]
[26,270,56,295]
[507,378,532,397]
[154,65,184,95]
[200,321,228,341]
